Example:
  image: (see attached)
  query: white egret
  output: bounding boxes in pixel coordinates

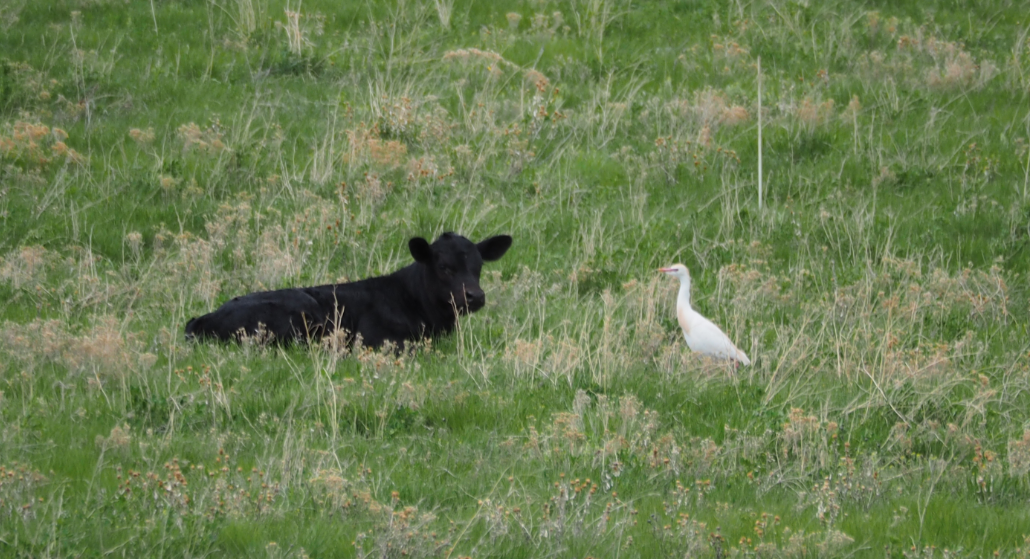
[659,264,751,366]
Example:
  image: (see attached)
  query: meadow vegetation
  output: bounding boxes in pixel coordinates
[2,0,1030,556]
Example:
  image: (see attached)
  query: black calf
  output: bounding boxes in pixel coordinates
[184,233,512,349]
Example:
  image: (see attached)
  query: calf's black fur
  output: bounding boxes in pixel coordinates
[184,232,512,348]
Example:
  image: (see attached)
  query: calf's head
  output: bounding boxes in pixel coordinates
[409,232,512,314]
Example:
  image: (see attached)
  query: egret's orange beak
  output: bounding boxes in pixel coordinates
[658,267,674,273]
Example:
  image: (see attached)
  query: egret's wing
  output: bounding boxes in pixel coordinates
[684,311,748,363]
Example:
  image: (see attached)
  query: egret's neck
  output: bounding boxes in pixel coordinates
[677,277,692,309]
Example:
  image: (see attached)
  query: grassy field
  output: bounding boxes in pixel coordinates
[2,0,1030,556]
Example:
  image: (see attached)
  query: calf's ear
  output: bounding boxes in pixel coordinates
[409,237,433,263]
[476,235,513,261]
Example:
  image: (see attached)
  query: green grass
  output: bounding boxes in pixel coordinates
[2,0,1030,557]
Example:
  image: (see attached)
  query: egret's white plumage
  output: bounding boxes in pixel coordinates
[660,264,751,366]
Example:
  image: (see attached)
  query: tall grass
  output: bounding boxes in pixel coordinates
[1,0,1029,557]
